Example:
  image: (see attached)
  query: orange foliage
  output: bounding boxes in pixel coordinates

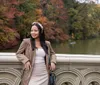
[0,0,68,46]
[50,0,67,21]
[10,0,20,5]
[35,9,43,15]
[38,17,48,23]
[34,0,69,41]
[39,0,68,41]
[4,7,24,19]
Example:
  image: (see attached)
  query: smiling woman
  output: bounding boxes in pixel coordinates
[30,22,43,41]
[30,25,40,39]
[16,22,56,85]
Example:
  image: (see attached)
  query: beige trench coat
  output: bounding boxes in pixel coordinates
[16,38,56,85]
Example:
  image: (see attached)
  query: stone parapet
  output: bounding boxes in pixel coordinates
[0,53,100,85]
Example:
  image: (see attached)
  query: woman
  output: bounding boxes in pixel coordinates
[16,22,56,85]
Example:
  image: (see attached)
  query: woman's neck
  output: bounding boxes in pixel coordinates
[35,38,41,48]
[35,38,40,42]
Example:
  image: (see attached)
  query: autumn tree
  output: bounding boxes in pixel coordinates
[0,0,23,49]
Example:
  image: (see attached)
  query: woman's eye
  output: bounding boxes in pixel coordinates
[31,30,38,32]
[35,30,38,32]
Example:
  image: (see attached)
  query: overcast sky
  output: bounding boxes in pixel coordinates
[76,0,100,4]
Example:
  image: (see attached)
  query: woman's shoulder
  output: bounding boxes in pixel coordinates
[23,38,30,41]
[22,38,31,44]
[45,40,51,45]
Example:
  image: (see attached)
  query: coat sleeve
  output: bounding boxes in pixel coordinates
[48,41,57,64]
[16,39,29,64]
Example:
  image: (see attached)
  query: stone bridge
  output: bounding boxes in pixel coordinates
[0,53,100,85]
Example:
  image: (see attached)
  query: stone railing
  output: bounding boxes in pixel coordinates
[0,53,100,85]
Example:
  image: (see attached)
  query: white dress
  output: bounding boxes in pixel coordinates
[28,48,48,85]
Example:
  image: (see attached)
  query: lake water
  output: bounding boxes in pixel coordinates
[1,38,100,55]
[52,38,100,55]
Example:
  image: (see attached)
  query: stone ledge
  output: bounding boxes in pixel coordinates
[1,52,100,64]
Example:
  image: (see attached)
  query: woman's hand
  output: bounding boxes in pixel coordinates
[24,61,31,70]
[50,62,56,71]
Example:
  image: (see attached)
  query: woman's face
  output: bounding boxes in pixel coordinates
[30,25,39,39]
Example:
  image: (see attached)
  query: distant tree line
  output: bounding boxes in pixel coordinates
[63,0,100,39]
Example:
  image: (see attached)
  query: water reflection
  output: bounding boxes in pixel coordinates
[1,38,100,55]
[53,38,100,54]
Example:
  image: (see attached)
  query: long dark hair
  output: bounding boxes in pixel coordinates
[30,23,48,54]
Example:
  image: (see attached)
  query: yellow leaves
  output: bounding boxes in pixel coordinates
[97,4,100,8]
[0,6,7,13]
[35,9,43,15]
[50,0,58,5]
[38,16,48,23]
[0,19,4,25]
[35,8,48,24]
[0,27,16,43]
